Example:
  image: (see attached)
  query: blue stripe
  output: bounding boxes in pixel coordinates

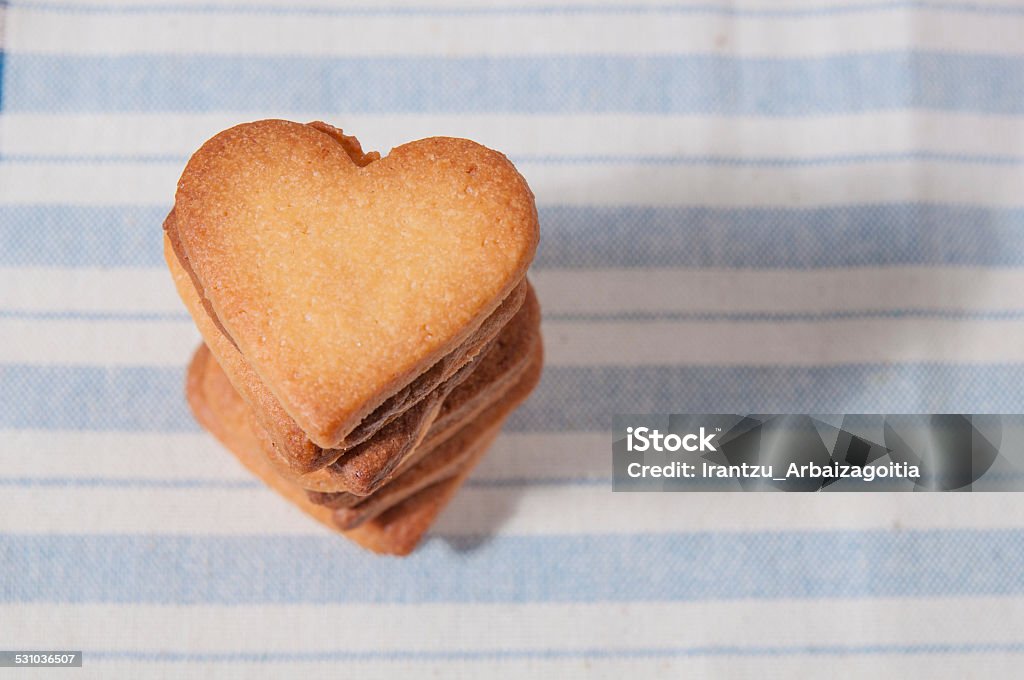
[2,529,1023,603]
[518,365,1024,430]
[6,204,1024,269]
[537,204,1024,268]
[76,643,1024,662]
[0,365,196,432]
[0,36,5,113]
[11,1,1024,17]
[5,363,1024,433]
[4,53,1023,114]
[0,205,168,267]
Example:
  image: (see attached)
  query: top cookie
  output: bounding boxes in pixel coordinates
[171,120,539,448]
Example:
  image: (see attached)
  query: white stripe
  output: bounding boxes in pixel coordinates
[8,8,1024,57]
[6,317,1024,366]
[527,161,1024,208]
[40,656,1024,680]
[3,597,1023,656]
[4,484,1024,535]
[0,430,247,480]
[543,318,1024,366]
[4,112,1024,159]
[0,268,181,314]
[479,432,610,480]
[9,0,1023,11]
[0,430,607,482]
[4,161,1023,207]
[0,163,177,206]
[6,266,1024,317]
[532,267,1024,316]
[0,318,198,365]
[444,488,1024,537]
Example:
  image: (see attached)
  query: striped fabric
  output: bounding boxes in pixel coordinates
[2,0,1024,677]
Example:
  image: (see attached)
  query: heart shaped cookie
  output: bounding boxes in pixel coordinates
[171,120,538,448]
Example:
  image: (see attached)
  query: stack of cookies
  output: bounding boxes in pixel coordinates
[164,120,542,555]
